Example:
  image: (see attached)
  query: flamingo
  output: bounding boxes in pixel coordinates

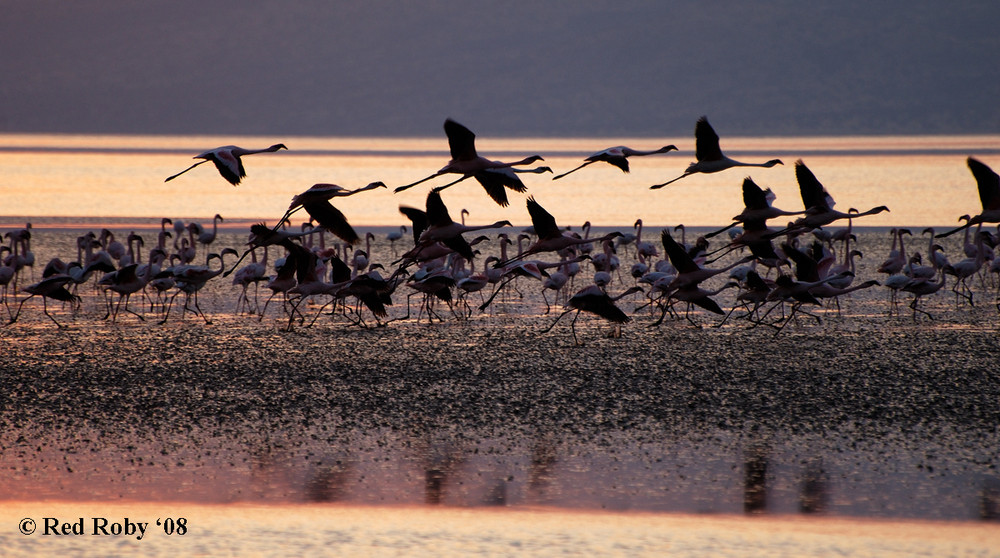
[661,230,752,291]
[497,197,620,266]
[194,214,224,246]
[414,191,512,262]
[877,228,911,276]
[705,177,808,239]
[772,161,889,237]
[387,225,407,256]
[393,119,546,205]
[540,285,644,345]
[165,143,287,185]
[552,144,677,180]
[7,274,81,328]
[936,157,1000,238]
[160,248,239,324]
[902,271,947,320]
[286,182,386,247]
[274,181,386,233]
[650,116,782,189]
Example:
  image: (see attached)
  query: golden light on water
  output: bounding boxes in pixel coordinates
[1,134,998,228]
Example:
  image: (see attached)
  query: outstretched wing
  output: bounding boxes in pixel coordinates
[661,229,699,273]
[741,177,771,209]
[302,201,360,245]
[526,197,560,239]
[780,242,819,282]
[444,119,477,161]
[425,190,454,227]
[794,160,834,211]
[472,171,513,207]
[693,116,723,162]
[398,206,428,244]
[968,157,1000,211]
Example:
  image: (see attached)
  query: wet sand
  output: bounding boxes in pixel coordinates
[2,226,999,553]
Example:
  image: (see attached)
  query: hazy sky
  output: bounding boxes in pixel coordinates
[2,1,998,137]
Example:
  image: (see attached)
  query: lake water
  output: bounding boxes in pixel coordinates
[2,133,999,229]
[3,134,1000,556]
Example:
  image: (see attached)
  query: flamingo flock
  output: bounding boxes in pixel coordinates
[4,117,1000,342]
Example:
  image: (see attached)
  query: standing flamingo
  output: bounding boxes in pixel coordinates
[553,144,677,180]
[650,116,782,189]
[165,143,287,185]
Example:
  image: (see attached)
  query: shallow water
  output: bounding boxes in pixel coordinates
[2,133,1000,228]
[3,134,1000,554]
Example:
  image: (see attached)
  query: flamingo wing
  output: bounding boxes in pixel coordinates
[472,170,515,207]
[968,157,1000,211]
[425,190,454,227]
[660,230,700,273]
[398,206,428,244]
[208,149,245,185]
[526,197,561,239]
[444,119,477,161]
[794,160,834,211]
[569,286,631,323]
[781,242,820,282]
[741,177,771,209]
[693,116,723,162]
[302,201,360,245]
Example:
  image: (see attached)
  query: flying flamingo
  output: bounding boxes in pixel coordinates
[278,181,386,231]
[393,119,546,204]
[936,157,1000,238]
[414,190,512,262]
[773,160,890,236]
[497,196,620,266]
[165,143,287,185]
[705,177,808,239]
[650,116,783,189]
[223,181,375,277]
[552,144,677,180]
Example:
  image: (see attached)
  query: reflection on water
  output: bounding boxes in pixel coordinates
[1,422,996,522]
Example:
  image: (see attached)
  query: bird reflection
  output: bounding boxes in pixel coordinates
[799,459,828,514]
[980,482,1000,520]
[305,459,353,502]
[743,444,769,513]
[527,436,559,503]
[422,441,465,505]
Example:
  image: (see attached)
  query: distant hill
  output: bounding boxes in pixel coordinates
[1,1,997,137]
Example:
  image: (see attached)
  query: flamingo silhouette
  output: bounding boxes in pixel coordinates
[936,157,1000,238]
[497,196,620,267]
[165,143,287,185]
[705,177,807,239]
[772,160,889,236]
[553,144,677,180]
[394,119,546,204]
[8,274,81,328]
[650,116,782,189]
[540,284,644,345]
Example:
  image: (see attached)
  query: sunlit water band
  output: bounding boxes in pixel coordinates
[2,134,999,228]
